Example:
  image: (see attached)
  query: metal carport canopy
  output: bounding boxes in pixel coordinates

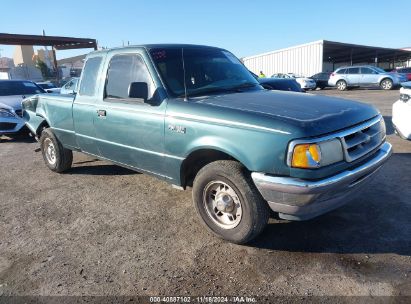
[323,40,411,64]
[0,33,97,50]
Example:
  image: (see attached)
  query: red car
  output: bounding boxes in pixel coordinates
[392,67,411,81]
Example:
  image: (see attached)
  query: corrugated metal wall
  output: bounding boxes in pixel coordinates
[243,41,324,77]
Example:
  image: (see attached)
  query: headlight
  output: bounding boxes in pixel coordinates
[288,139,344,169]
[0,108,15,118]
[400,94,410,102]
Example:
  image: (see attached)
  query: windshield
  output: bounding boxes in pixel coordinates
[0,81,45,96]
[149,47,260,97]
[373,67,386,73]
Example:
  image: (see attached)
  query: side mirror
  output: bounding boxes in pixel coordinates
[128,82,148,100]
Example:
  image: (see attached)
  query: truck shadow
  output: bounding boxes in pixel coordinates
[67,164,138,176]
[0,135,35,143]
[249,153,411,256]
[383,115,395,135]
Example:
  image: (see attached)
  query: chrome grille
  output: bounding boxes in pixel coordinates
[340,116,385,162]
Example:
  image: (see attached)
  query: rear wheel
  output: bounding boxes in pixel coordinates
[380,78,393,90]
[40,128,73,172]
[336,80,347,91]
[192,160,270,244]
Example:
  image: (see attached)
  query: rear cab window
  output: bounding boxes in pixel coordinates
[78,56,103,96]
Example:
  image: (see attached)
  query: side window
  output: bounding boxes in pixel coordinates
[347,67,360,74]
[361,68,376,74]
[105,54,155,101]
[336,68,347,74]
[79,57,103,96]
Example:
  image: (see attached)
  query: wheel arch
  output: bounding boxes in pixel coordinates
[180,148,246,188]
[379,77,393,84]
[35,115,51,138]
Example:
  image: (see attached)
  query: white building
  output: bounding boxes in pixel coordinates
[243,40,411,77]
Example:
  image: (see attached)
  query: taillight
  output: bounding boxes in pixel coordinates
[331,73,335,77]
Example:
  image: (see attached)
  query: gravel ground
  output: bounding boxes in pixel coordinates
[0,88,410,299]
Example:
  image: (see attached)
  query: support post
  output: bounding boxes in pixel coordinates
[350,48,353,66]
[52,46,59,81]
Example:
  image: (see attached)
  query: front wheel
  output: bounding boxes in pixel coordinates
[192,160,270,244]
[380,78,393,90]
[40,128,73,173]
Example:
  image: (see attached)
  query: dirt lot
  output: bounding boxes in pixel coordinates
[0,89,410,299]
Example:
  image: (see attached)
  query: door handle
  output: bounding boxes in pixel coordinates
[97,109,106,117]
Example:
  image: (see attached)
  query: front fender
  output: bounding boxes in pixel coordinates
[184,135,255,171]
[22,95,49,137]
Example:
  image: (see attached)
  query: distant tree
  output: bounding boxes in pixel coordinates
[34,55,51,78]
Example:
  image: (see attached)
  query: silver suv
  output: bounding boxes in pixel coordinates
[328,65,406,91]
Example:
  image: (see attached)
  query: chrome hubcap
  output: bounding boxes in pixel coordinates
[337,82,346,90]
[382,80,392,89]
[44,138,56,165]
[203,181,242,229]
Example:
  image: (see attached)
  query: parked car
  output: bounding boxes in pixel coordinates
[60,77,79,94]
[392,81,411,140]
[310,72,331,89]
[392,67,411,81]
[0,80,45,137]
[36,81,61,94]
[271,73,316,90]
[23,44,392,244]
[328,65,407,91]
[259,78,304,92]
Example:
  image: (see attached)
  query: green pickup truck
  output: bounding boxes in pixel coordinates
[23,44,392,243]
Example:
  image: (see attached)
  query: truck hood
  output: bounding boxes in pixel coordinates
[195,90,379,136]
[0,95,24,110]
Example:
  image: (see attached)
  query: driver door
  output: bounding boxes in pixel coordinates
[360,67,379,85]
[93,52,167,176]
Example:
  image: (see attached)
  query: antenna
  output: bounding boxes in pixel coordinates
[181,48,189,101]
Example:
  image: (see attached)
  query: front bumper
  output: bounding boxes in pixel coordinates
[252,142,392,221]
[300,82,316,89]
[0,116,26,135]
[392,99,411,139]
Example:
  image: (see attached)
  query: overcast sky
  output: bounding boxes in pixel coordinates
[1,0,410,60]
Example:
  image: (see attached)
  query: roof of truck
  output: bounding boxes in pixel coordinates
[89,44,224,55]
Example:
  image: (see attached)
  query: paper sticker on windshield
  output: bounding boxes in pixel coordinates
[223,51,241,65]
[23,82,37,88]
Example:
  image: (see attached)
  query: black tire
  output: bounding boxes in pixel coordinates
[336,80,347,91]
[192,160,270,244]
[380,78,393,90]
[39,128,73,173]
